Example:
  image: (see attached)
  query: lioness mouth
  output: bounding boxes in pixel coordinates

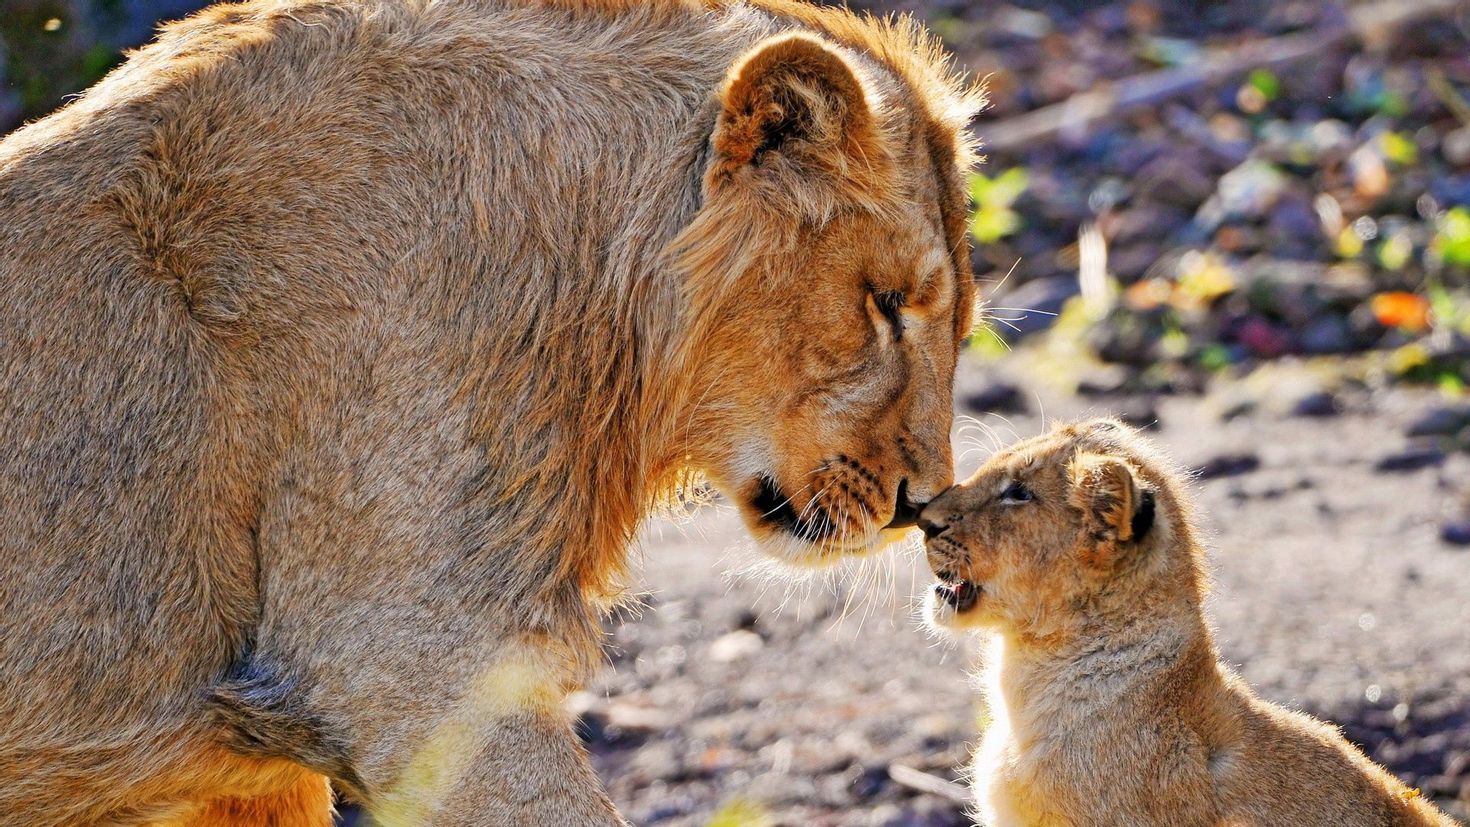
[752,475,836,543]
[933,572,980,612]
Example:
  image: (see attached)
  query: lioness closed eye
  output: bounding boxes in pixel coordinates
[919,419,1455,827]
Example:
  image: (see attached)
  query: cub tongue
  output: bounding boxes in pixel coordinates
[934,578,980,611]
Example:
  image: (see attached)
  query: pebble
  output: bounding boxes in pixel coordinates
[962,381,1027,414]
[708,629,764,663]
[1299,314,1354,355]
[1441,521,1470,547]
[1194,452,1262,480]
[1292,391,1341,418]
[1406,406,1470,439]
[1374,447,1447,473]
[1110,397,1161,430]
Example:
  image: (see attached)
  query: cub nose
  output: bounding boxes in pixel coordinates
[884,479,926,529]
[917,515,946,540]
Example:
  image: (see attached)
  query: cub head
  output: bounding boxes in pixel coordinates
[673,27,984,567]
[918,419,1200,639]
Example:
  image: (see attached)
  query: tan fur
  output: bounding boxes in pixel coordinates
[0,0,981,823]
[921,419,1456,827]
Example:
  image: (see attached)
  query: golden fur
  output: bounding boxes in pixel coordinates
[0,0,982,823]
[920,419,1455,827]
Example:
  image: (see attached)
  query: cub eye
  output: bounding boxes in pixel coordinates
[999,481,1034,503]
[874,290,905,340]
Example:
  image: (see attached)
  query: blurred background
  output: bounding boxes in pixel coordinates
[5,0,1469,824]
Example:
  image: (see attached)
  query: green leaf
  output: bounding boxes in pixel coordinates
[970,204,1021,244]
[1377,234,1412,271]
[1246,69,1280,102]
[1378,131,1418,166]
[708,800,772,827]
[1434,207,1470,267]
[969,168,1029,210]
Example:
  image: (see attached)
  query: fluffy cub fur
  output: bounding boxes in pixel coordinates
[919,419,1455,827]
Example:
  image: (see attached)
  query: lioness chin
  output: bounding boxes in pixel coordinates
[0,0,983,823]
[919,419,1455,827]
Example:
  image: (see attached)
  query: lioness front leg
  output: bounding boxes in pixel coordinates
[232,631,627,826]
[370,710,625,827]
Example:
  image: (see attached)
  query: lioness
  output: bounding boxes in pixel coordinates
[0,0,983,823]
[919,419,1455,826]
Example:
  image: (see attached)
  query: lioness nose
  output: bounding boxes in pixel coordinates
[885,479,926,529]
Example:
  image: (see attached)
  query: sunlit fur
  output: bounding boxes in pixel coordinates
[920,419,1455,826]
[0,0,981,823]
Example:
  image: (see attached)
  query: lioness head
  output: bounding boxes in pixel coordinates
[918,419,1200,638]
[672,23,983,567]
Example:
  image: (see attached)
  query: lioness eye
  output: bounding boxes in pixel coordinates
[1000,481,1034,503]
[874,290,905,340]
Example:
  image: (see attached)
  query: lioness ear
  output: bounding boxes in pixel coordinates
[1068,452,1147,568]
[709,32,887,200]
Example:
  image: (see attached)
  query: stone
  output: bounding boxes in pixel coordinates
[1194,452,1262,480]
[1406,406,1470,439]
[1374,447,1446,473]
[709,629,764,663]
[962,381,1027,415]
[1299,314,1354,355]
[1292,391,1340,418]
[1440,521,1470,547]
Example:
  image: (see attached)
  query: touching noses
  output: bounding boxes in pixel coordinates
[914,485,959,539]
[885,463,955,530]
[886,479,925,529]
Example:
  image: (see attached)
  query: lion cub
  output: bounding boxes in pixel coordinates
[918,418,1455,827]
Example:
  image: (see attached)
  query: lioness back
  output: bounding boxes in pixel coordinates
[0,0,982,822]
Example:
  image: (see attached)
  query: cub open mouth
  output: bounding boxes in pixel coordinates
[933,572,980,612]
[751,474,835,543]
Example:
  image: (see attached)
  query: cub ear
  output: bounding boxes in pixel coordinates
[1068,452,1149,568]
[709,32,887,201]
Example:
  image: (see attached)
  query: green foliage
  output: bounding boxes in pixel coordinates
[1376,233,1412,271]
[1433,207,1470,267]
[1245,69,1280,102]
[967,322,1011,360]
[1378,131,1418,166]
[707,800,773,827]
[969,168,1029,244]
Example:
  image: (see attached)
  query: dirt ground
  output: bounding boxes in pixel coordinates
[577,358,1470,826]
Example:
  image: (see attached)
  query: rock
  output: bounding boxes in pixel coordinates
[962,381,1027,415]
[1299,314,1354,355]
[1267,193,1324,257]
[1292,391,1340,418]
[1136,153,1215,208]
[709,629,764,663]
[1373,447,1446,473]
[1406,406,1470,439]
[1076,366,1132,397]
[1111,397,1161,431]
[1439,521,1470,547]
[1443,126,1470,168]
[1198,159,1287,228]
[849,764,892,800]
[1194,452,1262,480]
[1235,316,1294,359]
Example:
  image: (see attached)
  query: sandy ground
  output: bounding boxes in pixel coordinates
[578,361,1470,825]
